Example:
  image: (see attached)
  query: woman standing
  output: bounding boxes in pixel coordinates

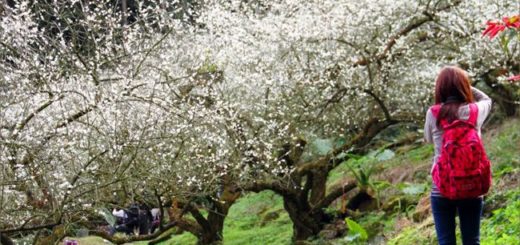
[424,66,492,245]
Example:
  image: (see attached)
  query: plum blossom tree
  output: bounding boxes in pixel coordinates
[1,0,519,244]
[0,0,193,243]
[141,0,519,241]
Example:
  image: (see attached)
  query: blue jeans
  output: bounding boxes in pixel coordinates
[431,195,483,245]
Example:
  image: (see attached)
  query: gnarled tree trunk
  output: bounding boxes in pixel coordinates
[246,117,397,241]
[170,174,240,245]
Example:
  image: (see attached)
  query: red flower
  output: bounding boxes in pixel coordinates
[482,21,506,39]
[482,15,520,39]
[503,15,520,28]
[507,74,520,81]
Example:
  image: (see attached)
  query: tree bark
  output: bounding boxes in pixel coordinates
[1,233,14,245]
[283,196,321,241]
[169,174,240,245]
[198,176,240,244]
[309,168,327,206]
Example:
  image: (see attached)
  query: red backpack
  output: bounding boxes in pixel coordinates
[431,103,491,199]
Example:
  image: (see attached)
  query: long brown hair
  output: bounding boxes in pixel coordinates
[434,66,474,126]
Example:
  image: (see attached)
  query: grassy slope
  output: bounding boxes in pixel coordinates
[71,119,519,245]
[151,118,520,245]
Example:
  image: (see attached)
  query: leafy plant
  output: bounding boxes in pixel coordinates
[342,149,395,208]
[399,183,427,196]
[481,190,520,245]
[344,218,368,242]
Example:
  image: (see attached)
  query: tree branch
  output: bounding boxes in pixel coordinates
[55,105,96,129]
[363,89,392,121]
[187,204,211,233]
[314,182,357,210]
[0,222,59,234]
[352,0,462,67]
[12,95,64,138]
[296,118,398,176]
[0,233,14,245]
[243,180,299,200]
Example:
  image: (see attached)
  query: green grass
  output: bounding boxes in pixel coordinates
[160,191,292,245]
[387,218,437,245]
[485,119,520,176]
[222,191,292,245]
[481,189,520,245]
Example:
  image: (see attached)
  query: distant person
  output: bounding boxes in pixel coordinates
[112,208,127,224]
[114,204,139,235]
[150,208,161,233]
[137,203,153,235]
[424,66,492,245]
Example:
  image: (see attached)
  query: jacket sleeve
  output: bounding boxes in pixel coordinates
[424,108,434,143]
[471,87,492,128]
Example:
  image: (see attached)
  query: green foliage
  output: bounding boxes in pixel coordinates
[372,149,396,161]
[158,232,198,245]
[405,144,434,162]
[62,236,111,245]
[344,218,368,242]
[342,149,394,187]
[486,120,520,177]
[198,62,219,73]
[387,223,437,245]
[309,137,347,157]
[220,192,292,244]
[398,183,427,196]
[354,211,396,239]
[481,189,520,245]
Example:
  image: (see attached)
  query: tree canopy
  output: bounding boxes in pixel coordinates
[0,0,518,243]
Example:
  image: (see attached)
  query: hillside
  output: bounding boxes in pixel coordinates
[65,118,519,245]
[163,118,520,245]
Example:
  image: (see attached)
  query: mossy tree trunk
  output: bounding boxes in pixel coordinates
[169,175,240,245]
[246,117,397,241]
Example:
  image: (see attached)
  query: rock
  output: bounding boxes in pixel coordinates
[319,229,338,240]
[331,219,347,236]
[76,228,89,237]
[369,235,386,244]
[412,194,431,222]
[318,219,347,240]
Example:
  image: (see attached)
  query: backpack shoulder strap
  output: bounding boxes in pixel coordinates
[430,104,446,127]
[468,103,478,126]
[430,104,441,118]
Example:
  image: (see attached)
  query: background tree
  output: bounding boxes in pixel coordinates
[0,0,518,244]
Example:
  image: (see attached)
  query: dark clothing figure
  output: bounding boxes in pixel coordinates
[113,203,153,235]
